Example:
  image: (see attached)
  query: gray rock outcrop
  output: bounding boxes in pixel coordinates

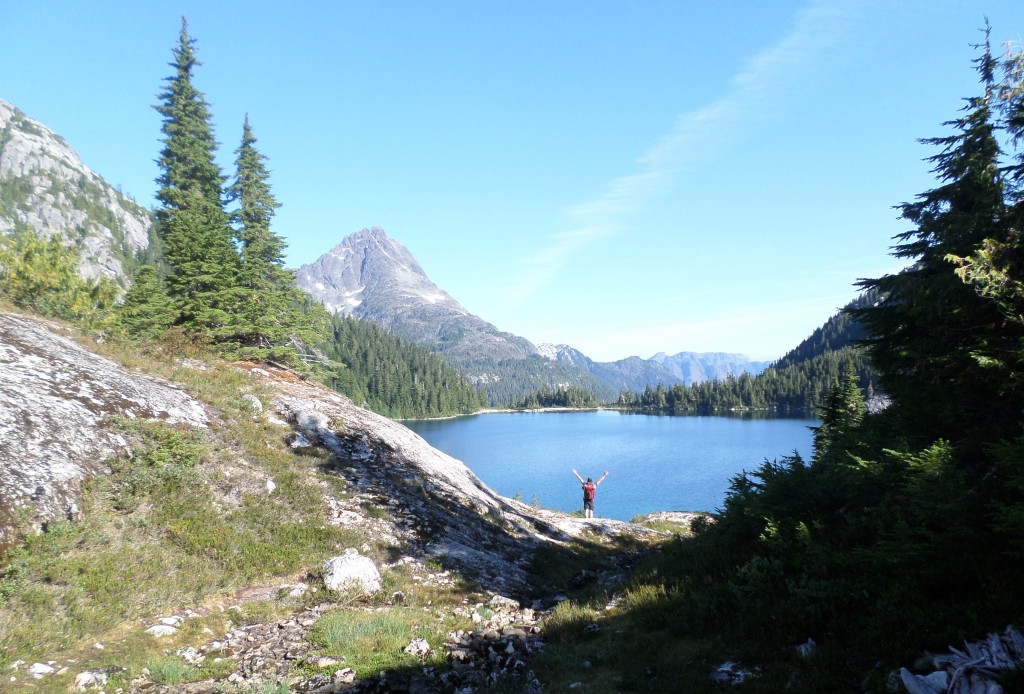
[245,361,658,591]
[0,310,207,548]
[0,98,152,286]
[0,310,664,692]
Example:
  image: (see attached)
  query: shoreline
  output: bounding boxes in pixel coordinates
[396,405,607,422]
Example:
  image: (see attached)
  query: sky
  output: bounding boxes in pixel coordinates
[2,1,1022,362]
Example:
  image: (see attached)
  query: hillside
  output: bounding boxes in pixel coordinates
[0,99,153,287]
[0,307,666,692]
[619,291,880,415]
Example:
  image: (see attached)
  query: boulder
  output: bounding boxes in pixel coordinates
[322,549,381,595]
[73,670,107,691]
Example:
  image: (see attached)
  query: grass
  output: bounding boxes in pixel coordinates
[308,606,469,677]
[146,655,196,685]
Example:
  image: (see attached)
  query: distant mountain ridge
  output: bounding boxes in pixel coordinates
[297,227,770,403]
[650,351,771,385]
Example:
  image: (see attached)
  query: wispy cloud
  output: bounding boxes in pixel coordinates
[509,0,861,303]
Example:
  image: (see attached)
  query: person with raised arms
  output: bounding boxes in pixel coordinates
[572,469,609,518]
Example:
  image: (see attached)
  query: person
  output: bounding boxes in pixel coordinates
[572,469,608,518]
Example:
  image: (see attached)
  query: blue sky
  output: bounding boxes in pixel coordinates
[3,1,1022,361]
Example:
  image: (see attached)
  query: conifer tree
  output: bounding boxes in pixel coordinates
[114,265,176,339]
[154,18,243,343]
[855,28,1015,451]
[811,361,865,465]
[227,115,321,357]
[947,45,1024,335]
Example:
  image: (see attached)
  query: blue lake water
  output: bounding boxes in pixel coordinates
[405,410,817,521]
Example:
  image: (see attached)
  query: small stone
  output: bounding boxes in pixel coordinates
[449,648,473,662]
[74,670,107,691]
[322,549,382,594]
[29,663,55,678]
[175,646,204,665]
[242,393,263,413]
[335,668,356,685]
[146,624,178,637]
[404,637,432,657]
[488,594,520,611]
[287,583,309,598]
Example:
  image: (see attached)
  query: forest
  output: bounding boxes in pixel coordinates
[511,385,598,409]
[618,292,878,415]
[318,314,487,418]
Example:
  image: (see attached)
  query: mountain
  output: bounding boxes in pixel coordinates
[297,227,537,363]
[0,99,153,287]
[298,227,773,404]
[297,227,614,404]
[536,343,769,393]
[649,351,771,384]
[536,343,682,393]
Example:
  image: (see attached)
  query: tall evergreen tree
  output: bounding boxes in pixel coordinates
[154,17,243,342]
[854,28,1016,453]
[226,115,322,357]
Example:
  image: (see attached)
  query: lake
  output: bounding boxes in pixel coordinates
[405,409,817,521]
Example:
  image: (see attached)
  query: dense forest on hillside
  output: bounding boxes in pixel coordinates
[619,292,878,415]
[512,385,598,409]
[318,314,487,418]
[455,355,616,406]
[619,31,1024,690]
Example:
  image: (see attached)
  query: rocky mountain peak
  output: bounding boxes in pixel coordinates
[0,98,152,286]
[297,226,467,319]
[297,227,538,364]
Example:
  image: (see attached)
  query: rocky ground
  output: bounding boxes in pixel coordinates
[1,310,672,692]
[47,580,551,693]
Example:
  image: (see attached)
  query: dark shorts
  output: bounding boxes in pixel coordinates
[583,499,594,511]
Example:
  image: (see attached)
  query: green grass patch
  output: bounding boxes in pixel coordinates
[146,654,197,685]
[309,607,463,678]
